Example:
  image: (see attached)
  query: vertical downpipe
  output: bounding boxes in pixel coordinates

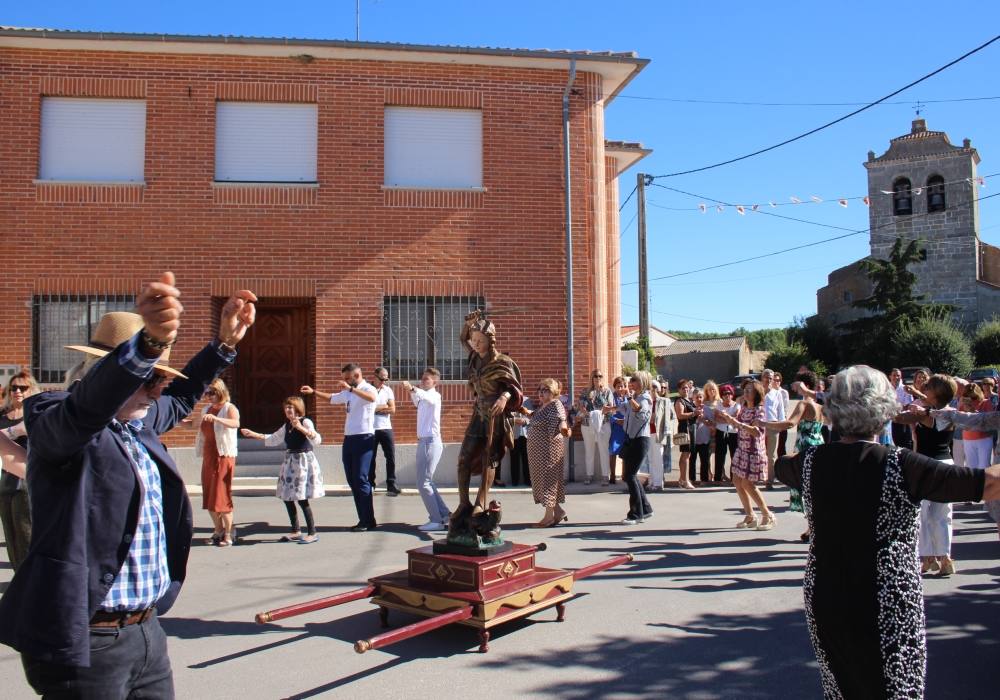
[563,59,577,481]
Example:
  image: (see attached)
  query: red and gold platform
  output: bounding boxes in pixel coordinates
[255,541,631,654]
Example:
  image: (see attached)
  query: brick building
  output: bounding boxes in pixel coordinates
[0,28,649,479]
[817,119,1000,329]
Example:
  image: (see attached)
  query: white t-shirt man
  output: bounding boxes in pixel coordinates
[764,388,786,422]
[373,384,395,432]
[330,380,377,436]
[411,386,441,440]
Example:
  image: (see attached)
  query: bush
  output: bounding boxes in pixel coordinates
[892,317,973,376]
[972,318,1000,366]
[764,343,828,385]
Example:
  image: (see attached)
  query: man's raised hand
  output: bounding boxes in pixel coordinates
[136,271,183,348]
[218,289,258,347]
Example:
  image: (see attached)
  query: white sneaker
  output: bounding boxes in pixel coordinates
[620,518,638,525]
[418,521,444,532]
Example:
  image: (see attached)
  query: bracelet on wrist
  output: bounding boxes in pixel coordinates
[140,329,175,351]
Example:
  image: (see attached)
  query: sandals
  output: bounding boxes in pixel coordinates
[736,515,758,529]
[756,514,777,531]
[279,532,303,543]
[298,534,320,544]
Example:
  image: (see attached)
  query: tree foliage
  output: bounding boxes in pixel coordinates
[892,316,973,377]
[972,318,1000,367]
[787,315,840,371]
[621,336,656,372]
[764,343,828,384]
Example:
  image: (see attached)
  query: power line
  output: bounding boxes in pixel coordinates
[622,190,1000,284]
[648,34,1000,179]
[619,94,1000,107]
[619,183,638,212]
[621,301,787,327]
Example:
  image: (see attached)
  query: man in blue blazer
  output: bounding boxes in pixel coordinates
[0,272,256,698]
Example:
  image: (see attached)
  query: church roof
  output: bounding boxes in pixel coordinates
[867,119,980,165]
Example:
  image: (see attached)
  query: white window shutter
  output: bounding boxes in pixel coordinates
[39,98,146,181]
[215,102,317,182]
[384,107,482,189]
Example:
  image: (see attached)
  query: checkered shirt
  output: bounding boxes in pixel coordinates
[100,333,171,611]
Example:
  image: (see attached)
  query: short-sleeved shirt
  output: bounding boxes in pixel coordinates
[410,387,441,439]
[329,381,377,436]
[373,384,395,431]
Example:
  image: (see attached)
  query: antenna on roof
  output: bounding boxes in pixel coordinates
[913,100,925,117]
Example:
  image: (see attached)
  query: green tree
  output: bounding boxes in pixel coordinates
[839,237,953,368]
[621,336,656,372]
[972,317,1000,366]
[764,343,828,385]
[787,315,840,371]
[892,316,973,376]
[745,328,788,353]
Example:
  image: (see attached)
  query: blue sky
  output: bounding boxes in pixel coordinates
[7,1,999,333]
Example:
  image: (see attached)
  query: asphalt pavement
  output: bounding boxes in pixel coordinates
[1,482,998,699]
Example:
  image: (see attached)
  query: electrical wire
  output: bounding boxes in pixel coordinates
[647,34,1000,179]
[622,190,1000,284]
[619,94,1000,107]
[621,302,787,327]
[619,183,638,212]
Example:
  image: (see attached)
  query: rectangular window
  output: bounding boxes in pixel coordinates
[39,98,146,181]
[215,102,318,182]
[32,294,134,384]
[383,296,484,380]
[384,107,482,189]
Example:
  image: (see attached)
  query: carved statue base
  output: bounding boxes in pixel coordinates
[439,499,507,556]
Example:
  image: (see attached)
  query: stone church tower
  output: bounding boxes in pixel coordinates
[817,119,999,330]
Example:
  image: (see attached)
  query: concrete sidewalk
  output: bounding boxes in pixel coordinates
[1,485,997,699]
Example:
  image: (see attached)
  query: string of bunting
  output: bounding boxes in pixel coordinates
[679,174,991,215]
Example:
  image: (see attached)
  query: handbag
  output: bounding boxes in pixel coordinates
[672,430,690,446]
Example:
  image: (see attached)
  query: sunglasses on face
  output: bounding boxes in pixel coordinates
[9,385,30,393]
[143,373,170,391]
[538,388,552,394]
[592,374,603,379]
[204,389,217,396]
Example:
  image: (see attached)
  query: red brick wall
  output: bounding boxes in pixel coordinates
[0,46,612,445]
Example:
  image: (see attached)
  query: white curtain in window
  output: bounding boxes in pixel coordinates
[39,98,146,181]
[384,107,482,189]
[215,102,318,182]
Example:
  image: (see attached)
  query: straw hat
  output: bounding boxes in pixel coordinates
[66,311,186,378]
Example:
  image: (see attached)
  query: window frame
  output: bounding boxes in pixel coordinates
[214,101,319,184]
[32,294,135,384]
[383,106,484,190]
[382,295,485,381]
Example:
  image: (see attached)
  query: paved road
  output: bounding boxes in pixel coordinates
[1,483,998,699]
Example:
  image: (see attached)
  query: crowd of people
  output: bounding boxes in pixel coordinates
[0,272,999,698]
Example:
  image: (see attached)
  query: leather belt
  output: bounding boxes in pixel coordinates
[89,608,155,628]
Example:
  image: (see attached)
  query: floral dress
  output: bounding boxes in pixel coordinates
[731,404,767,481]
[264,420,325,501]
[790,417,824,513]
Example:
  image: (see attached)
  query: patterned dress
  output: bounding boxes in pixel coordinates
[527,400,567,508]
[778,443,985,699]
[265,420,325,501]
[731,404,767,481]
[789,416,824,513]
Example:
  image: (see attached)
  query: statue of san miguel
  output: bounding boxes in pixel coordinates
[443,310,523,554]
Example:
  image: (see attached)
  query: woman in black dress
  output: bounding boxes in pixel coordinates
[777,366,998,699]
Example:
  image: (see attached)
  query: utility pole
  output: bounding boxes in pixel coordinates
[636,172,651,344]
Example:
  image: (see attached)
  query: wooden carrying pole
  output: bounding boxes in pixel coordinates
[572,553,634,581]
[255,585,377,624]
[354,605,475,653]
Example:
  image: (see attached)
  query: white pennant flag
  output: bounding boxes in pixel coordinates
[752,204,760,212]
[769,201,777,208]
[913,187,923,196]
[978,176,987,187]
[699,203,707,213]
[790,196,802,204]
[717,204,725,213]
[737,205,746,215]
[863,196,870,206]
[810,195,823,203]
[838,199,848,208]
[881,190,894,195]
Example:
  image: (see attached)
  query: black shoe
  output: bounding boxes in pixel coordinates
[386,484,401,497]
[494,480,507,488]
[350,523,377,532]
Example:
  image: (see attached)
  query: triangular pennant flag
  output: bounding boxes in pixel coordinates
[717,204,725,213]
[810,195,823,203]
[838,199,848,207]
[790,196,802,204]
[699,203,707,213]
[736,205,745,215]
[863,196,870,206]
[769,201,777,208]
[880,190,893,195]
[752,204,759,212]
[913,187,922,196]
[978,176,986,187]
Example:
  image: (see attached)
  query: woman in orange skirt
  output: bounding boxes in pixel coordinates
[195,379,240,546]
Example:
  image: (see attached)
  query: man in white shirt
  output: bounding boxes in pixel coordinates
[761,369,786,489]
[370,367,401,496]
[402,368,450,531]
[301,364,378,531]
[889,368,914,449]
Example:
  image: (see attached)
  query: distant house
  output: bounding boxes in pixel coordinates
[654,336,753,386]
[620,325,678,352]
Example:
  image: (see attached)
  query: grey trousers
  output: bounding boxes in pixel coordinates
[416,437,449,523]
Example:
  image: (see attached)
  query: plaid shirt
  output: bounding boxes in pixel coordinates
[100,334,171,611]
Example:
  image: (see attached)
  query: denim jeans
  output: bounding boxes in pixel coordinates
[22,611,174,699]
[343,433,376,527]
[416,437,449,523]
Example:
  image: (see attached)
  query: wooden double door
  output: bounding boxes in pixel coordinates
[229,300,313,433]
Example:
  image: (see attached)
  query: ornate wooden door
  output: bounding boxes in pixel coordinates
[231,302,311,432]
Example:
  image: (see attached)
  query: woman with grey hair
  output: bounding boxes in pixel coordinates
[776,365,998,699]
